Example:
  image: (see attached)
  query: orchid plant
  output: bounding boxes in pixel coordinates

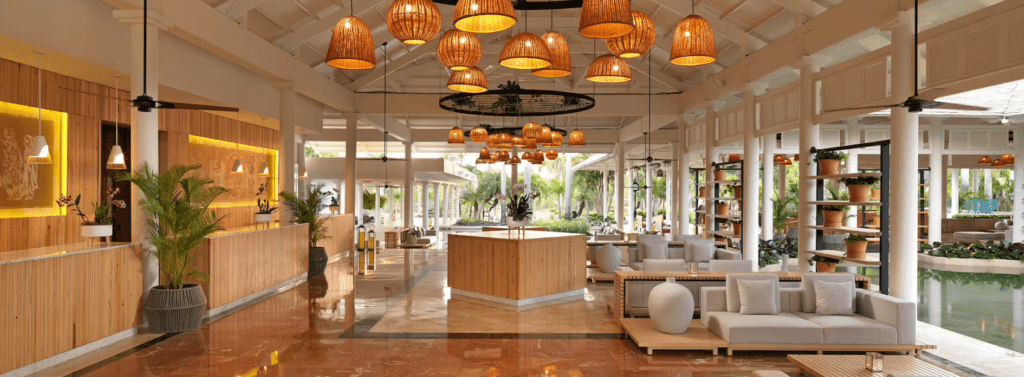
[504,184,538,222]
[57,187,126,225]
[255,183,277,215]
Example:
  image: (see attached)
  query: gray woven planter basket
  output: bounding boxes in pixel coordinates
[145,284,207,333]
[309,247,328,276]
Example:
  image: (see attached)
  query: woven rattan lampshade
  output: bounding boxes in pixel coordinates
[470,125,489,142]
[454,0,516,33]
[326,16,377,70]
[438,29,482,71]
[568,129,585,146]
[488,154,498,163]
[606,11,655,58]
[487,133,499,148]
[548,132,564,147]
[978,156,993,164]
[793,154,799,162]
[496,133,512,150]
[993,159,1004,167]
[533,32,572,77]
[524,137,538,150]
[522,122,542,138]
[546,149,559,160]
[387,0,441,45]
[478,147,491,160]
[497,150,510,162]
[783,158,792,166]
[508,155,522,165]
[579,0,634,39]
[670,14,717,66]
[538,126,552,144]
[587,54,632,83]
[476,158,488,164]
[448,126,465,144]
[447,66,488,93]
[512,135,527,148]
[500,33,552,70]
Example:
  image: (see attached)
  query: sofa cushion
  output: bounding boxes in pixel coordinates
[673,234,703,242]
[639,240,668,260]
[726,273,780,313]
[813,280,855,316]
[667,246,686,260]
[738,279,779,315]
[793,313,898,345]
[704,312,823,344]
[800,274,856,313]
[629,262,644,270]
[709,259,756,272]
[642,259,688,271]
[685,239,716,262]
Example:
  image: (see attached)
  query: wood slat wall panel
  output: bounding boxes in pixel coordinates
[448,232,587,301]
[0,244,143,374]
[322,215,355,258]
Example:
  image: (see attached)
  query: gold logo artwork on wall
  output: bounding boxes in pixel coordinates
[188,135,279,208]
[0,101,67,218]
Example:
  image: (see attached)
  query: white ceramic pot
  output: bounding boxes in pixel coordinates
[647,277,694,334]
[81,224,113,238]
[995,220,1008,230]
[329,205,340,214]
[255,213,274,223]
[506,216,531,229]
[595,244,622,273]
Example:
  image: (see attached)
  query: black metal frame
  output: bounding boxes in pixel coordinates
[810,141,891,294]
[919,168,930,240]
[711,160,745,249]
[431,0,583,10]
[458,124,568,137]
[439,89,596,117]
[691,167,705,234]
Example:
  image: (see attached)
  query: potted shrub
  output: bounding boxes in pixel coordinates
[813,150,847,175]
[698,187,706,197]
[727,154,741,162]
[723,185,743,199]
[254,183,277,225]
[119,164,227,333]
[505,184,537,236]
[819,204,847,227]
[713,170,726,181]
[280,183,331,276]
[715,200,730,216]
[845,234,868,258]
[808,255,842,273]
[840,176,880,202]
[57,187,127,239]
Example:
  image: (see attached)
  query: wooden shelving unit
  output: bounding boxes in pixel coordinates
[808,200,882,207]
[805,250,881,266]
[807,173,882,180]
[711,161,745,248]
[806,225,881,236]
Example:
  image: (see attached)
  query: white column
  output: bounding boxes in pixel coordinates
[433,182,441,233]
[524,162,533,196]
[681,151,693,236]
[928,123,943,244]
[1014,289,1024,352]
[116,9,168,299]
[743,83,767,258]
[886,11,919,301]
[420,182,429,228]
[984,169,993,199]
[971,169,979,192]
[403,141,413,227]
[646,161,654,232]
[375,186,382,225]
[627,169,635,229]
[345,112,358,216]
[500,164,507,219]
[797,56,829,273]
[564,154,575,218]
[845,119,860,228]
[950,168,959,216]
[928,279,942,326]
[601,169,608,217]
[960,168,969,188]
[296,138,306,199]
[705,103,721,237]
[667,145,676,234]
[1014,123,1024,243]
[616,143,625,231]
[762,135,775,239]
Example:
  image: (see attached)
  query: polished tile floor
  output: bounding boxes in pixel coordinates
[40,248,981,377]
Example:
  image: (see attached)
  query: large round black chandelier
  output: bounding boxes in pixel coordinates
[431,0,584,10]
[440,81,595,117]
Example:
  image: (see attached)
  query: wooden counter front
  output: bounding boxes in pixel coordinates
[447,231,587,305]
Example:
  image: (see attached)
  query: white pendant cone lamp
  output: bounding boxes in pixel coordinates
[107,75,127,170]
[28,51,51,164]
[230,113,243,175]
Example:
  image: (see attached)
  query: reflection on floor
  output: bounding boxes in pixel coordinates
[32,248,980,377]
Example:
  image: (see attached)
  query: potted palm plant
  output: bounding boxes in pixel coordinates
[845,234,869,258]
[58,187,126,239]
[120,164,227,333]
[280,183,331,276]
[254,183,277,225]
[839,176,880,202]
[813,150,847,175]
[809,255,842,272]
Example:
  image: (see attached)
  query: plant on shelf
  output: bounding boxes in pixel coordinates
[813,150,847,175]
[280,183,332,276]
[505,183,537,233]
[728,218,742,236]
[57,187,127,238]
[254,183,277,225]
[845,234,869,258]
[840,176,880,202]
[119,164,227,333]
[714,200,730,216]
[817,204,848,227]
[329,188,341,210]
[808,254,843,272]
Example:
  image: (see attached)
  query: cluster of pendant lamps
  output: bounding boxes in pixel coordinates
[447,120,582,165]
[980,154,1015,167]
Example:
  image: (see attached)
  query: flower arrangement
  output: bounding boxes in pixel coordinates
[813,150,848,163]
[255,183,277,215]
[505,183,537,222]
[329,188,340,207]
[57,187,126,225]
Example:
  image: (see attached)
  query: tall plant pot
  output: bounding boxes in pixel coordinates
[819,159,840,175]
[732,223,742,236]
[846,240,868,259]
[717,204,730,216]
[713,171,726,181]
[145,284,207,333]
[816,261,838,273]
[309,247,328,276]
[699,188,706,197]
[871,188,881,200]
[823,210,844,227]
[733,186,742,200]
[848,185,871,202]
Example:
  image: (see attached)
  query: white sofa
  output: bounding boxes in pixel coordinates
[700,273,917,355]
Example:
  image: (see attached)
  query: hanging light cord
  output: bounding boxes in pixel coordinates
[37,52,42,136]
[382,42,389,187]
[143,0,148,96]
[114,75,119,146]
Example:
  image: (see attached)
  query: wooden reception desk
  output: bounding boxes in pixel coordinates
[447,231,587,306]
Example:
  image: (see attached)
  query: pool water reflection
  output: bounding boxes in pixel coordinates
[917,268,1024,353]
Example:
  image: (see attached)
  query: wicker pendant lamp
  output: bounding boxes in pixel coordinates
[487,133,499,148]
[500,32,552,70]
[497,150,510,162]
[978,156,993,164]
[387,0,441,45]
[476,157,488,164]
[606,11,656,59]
[326,12,376,70]
[546,149,559,160]
[587,54,632,83]
[470,125,489,142]
[438,29,482,71]
[478,147,491,160]
[538,125,552,144]
[448,126,465,144]
[533,32,572,77]
[488,154,498,164]
[548,132,564,147]
[670,1,716,66]
[454,0,517,33]
[579,0,634,39]
[524,137,538,150]
[447,66,488,93]
[522,122,542,139]
[496,133,512,150]
[512,135,527,148]
[508,155,522,165]
[568,129,585,146]
[993,159,1004,167]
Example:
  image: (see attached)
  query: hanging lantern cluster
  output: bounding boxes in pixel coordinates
[448,126,465,144]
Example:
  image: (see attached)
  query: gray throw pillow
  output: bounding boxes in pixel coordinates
[639,240,667,260]
[685,239,715,262]
[813,280,855,316]
[738,279,779,315]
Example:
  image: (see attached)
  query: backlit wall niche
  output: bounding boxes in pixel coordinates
[188,135,278,208]
[0,101,67,218]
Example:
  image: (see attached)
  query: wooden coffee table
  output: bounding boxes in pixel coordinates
[787,355,959,377]
[621,318,728,355]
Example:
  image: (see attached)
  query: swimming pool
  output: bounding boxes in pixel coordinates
[917,268,1024,353]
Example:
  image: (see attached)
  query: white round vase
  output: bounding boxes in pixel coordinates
[995,220,1008,230]
[81,224,113,238]
[595,244,622,273]
[647,277,694,334]
[255,213,274,223]
[506,216,531,229]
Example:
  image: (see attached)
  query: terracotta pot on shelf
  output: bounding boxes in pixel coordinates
[699,188,706,197]
[823,210,845,227]
[732,223,742,236]
[871,188,881,200]
[717,204,730,216]
[733,186,742,200]
[715,237,727,244]
[816,261,838,273]
[846,240,868,259]
[848,185,871,202]
[818,159,840,175]
[728,154,742,162]
[714,171,726,181]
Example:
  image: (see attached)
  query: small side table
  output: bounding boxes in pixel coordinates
[385,231,400,249]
